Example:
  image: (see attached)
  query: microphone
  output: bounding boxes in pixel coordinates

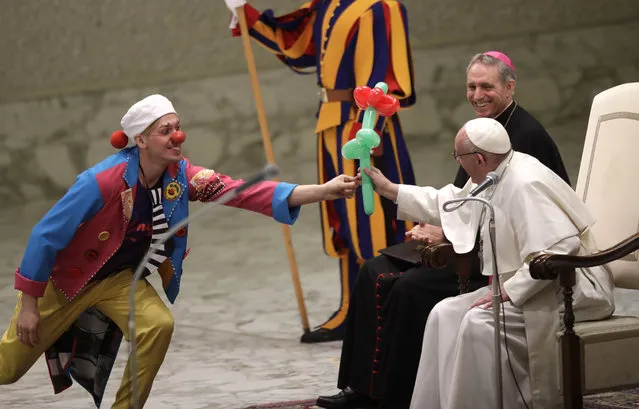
[468,171,500,197]
[234,164,280,195]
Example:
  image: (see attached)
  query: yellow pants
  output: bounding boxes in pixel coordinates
[0,269,174,408]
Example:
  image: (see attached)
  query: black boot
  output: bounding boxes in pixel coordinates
[316,387,378,409]
[300,327,344,343]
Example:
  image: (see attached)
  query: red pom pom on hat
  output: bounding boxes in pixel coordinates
[110,130,128,149]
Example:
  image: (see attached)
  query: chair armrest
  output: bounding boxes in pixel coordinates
[418,241,478,294]
[527,233,639,409]
[419,242,457,268]
[529,233,639,280]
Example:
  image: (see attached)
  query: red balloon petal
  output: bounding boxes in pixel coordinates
[367,88,385,107]
[110,130,128,149]
[373,95,400,117]
[353,86,371,110]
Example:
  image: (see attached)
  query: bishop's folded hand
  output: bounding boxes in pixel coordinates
[405,223,445,245]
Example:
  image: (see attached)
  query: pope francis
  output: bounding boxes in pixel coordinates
[362,117,615,409]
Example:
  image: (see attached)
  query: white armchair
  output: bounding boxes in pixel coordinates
[529,82,639,408]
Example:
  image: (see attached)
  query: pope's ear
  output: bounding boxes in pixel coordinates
[477,153,490,166]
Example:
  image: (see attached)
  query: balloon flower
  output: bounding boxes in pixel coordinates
[341,82,400,215]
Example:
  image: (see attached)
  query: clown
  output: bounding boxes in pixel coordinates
[0,94,359,408]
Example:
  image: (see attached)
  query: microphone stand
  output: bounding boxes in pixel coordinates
[128,164,279,409]
[443,196,503,409]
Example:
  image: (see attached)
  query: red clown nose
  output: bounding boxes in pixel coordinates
[170,130,186,145]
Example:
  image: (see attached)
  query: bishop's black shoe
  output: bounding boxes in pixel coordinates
[316,387,378,409]
[299,327,344,343]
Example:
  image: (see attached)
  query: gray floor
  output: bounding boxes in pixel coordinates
[3,137,638,408]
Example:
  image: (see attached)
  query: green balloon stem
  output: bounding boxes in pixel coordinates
[359,155,375,215]
[362,106,376,130]
[374,82,388,94]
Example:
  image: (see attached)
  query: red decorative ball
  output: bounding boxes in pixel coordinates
[170,130,186,145]
[110,130,128,149]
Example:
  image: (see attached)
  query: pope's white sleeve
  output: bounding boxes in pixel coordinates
[395,184,442,224]
[504,235,581,307]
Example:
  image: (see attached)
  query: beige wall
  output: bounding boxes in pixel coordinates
[2,0,638,103]
[0,0,638,207]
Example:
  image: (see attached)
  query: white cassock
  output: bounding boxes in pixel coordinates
[399,151,615,409]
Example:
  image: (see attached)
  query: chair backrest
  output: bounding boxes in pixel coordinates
[575,82,639,289]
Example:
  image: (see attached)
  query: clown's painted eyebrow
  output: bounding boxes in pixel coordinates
[158,120,180,130]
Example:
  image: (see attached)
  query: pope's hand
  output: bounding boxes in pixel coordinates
[468,285,511,310]
[360,166,398,201]
[324,174,361,200]
[224,0,247,28]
